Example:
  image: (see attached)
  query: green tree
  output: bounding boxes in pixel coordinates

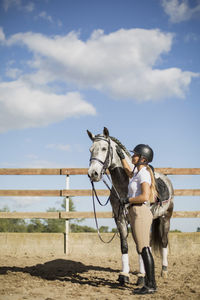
[27,219,46,232]
[99,226,109,233]
[44,207,65,232]
[0,198,99,233]
[0,206,27,232]
[70,223,96,232]
[197,227,200,232]
[44,197,76,233]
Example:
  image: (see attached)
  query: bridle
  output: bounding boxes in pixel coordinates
[89,135,117,203]
[89,136,114,207]
[89,136,112,177]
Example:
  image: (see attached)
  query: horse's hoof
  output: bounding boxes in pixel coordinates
[136,275,145,286]
[161,266,168,278]
[117,273,130,285]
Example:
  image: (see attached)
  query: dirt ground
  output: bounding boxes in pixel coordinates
[0,252,199,300]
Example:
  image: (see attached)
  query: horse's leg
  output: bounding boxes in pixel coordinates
[114,215,130,285]
[159,201,174,278]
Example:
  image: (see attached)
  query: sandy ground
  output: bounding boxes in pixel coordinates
[0,252,199,300]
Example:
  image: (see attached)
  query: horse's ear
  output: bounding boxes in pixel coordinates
[103,127,109,138]
[87,130,95,141]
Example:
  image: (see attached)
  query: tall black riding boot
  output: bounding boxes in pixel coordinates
[133,247,157,295]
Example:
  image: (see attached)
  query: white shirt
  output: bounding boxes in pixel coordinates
[128,167,151,198]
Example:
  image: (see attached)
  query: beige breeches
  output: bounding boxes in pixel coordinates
[128,204,153,254]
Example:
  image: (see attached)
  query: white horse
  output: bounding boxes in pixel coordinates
[87,127,174,285]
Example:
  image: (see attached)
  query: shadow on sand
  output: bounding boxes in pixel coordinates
[0,259,130,289]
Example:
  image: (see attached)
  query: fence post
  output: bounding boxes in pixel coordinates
[64,174,70,254]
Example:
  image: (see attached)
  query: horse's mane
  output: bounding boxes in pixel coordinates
[94,133,131,159]
[110,136,132,159]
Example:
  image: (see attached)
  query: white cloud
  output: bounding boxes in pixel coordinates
[37,11,53,23]
[6,67,22,79]
[0,27,5,41]
[36,11,62,27]
[3,0,20,11]
[0,79,96,132]
[4,28,197,101]
[0,27,198,132]
[184,32,200,42]
[162,0,200,23]
[3,0,34,12]
[24,1,34,12]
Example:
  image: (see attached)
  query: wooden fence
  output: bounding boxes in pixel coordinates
[0,167,200,219]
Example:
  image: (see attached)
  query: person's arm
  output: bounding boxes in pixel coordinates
[120,182,150,205]
[129,182,150,204]
[116,146,133,178]
[121,158,133,178]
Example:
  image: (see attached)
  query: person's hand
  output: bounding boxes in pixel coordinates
[119,197,130,206]
[116,145,125,160]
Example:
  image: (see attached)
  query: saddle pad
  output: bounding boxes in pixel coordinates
[156,177,170,203]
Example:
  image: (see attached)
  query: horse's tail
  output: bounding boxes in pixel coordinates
[151,218,163,254]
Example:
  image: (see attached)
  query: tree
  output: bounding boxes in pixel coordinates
[70,223,96,232]
[99,226,109,233]
[0,206,27,232]
[61,197,76,212]
[43,198,70,233]
[27,219,46,232]
[0,198,98,233]
[44,197,77,233]
[44,207,65,232]
[197,227,200,232]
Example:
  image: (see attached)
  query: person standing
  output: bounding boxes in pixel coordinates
[116,144,157,295]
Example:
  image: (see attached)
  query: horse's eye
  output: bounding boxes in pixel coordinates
[102,147,107,151]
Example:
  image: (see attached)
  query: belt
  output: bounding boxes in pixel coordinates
[129,203,143,208]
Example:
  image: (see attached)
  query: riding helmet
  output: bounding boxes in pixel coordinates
[130,144,154,163]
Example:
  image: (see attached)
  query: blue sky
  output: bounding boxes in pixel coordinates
[0,0,199,232]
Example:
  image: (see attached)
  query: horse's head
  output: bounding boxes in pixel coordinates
[87,127,113,182]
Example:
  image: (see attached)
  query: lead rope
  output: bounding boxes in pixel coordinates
[91,181,117,243]
[90,173,129,243]
[91,180,110,206]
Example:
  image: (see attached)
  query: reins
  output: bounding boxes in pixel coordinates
[91,178,117,243]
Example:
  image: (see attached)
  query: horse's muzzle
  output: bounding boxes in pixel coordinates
[88,169,101,182]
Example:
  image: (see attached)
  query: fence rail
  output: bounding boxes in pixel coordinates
[0,211,199,219]
[0,189,200,197]
[0,168,199,220]
[0,168,200,175]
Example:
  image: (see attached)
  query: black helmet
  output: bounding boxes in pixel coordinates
[131,144,154,163]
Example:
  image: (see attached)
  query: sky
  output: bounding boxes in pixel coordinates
[0,0,199,232]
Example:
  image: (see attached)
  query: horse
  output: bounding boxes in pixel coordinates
[87,127,174,285]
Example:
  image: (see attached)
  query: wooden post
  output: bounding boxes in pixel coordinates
[64,175,70,254]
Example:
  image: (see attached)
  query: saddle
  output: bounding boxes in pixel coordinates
[155,177,170,205]
[149,165,170,205]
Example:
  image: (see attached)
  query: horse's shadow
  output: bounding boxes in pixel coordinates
[0,259,128,289]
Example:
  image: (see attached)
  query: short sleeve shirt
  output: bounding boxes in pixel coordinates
[128,167,151,198]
